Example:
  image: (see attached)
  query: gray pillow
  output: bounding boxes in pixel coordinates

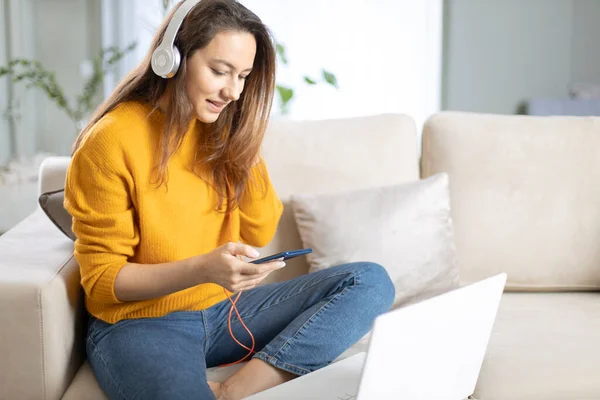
[291,173,460,309]
[38,189,75,241]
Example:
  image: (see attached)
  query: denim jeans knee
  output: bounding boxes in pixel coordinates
[355,262,395,312]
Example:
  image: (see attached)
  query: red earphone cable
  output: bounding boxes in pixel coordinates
[219,175,256,367]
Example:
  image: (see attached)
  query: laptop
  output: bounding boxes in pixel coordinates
[247,273,507,400]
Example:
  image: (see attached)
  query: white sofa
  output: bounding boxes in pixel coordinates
[1,112,599,400]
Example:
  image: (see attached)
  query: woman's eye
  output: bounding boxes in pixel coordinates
[211,69,226,76]
[240,75,249,81]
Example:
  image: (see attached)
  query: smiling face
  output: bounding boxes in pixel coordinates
[184,30,256,123]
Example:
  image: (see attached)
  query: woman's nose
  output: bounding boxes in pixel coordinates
[222,79,241,102]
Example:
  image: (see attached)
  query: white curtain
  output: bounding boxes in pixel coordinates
[102,0,442,131]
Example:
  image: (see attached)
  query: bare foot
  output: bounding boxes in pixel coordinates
[208,381,226,400]
[218,359,295,399]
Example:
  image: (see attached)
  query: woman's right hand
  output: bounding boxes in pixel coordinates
[195,242,285,292]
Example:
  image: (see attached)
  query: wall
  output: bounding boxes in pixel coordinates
[442,0,600,115]
[571,0,600,84]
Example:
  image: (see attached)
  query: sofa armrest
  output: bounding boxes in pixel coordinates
[39,156,71,194]
[0,209,85,400]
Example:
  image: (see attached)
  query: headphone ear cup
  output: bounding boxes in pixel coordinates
[151,46,182,79]
[170,46,182,78]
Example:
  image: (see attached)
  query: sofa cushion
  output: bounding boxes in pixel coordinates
[422,111,600,290]
[291,173,459,308]
[474,292,600,400]
[38,189,76,240]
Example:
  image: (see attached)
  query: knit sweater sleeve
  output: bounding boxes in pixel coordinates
[64,128,139,305]
[238,159,283,247]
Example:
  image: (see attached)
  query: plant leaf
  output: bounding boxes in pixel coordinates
[303,76,317,85]
[322,69,339,89]
[276,85,294,115]
[162,0,172,15]
[276,85,294,104]
[276,43,288,65]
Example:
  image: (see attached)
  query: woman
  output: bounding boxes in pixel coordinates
[64,0,395,399]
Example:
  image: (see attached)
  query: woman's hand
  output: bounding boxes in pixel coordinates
[195,242,285,292]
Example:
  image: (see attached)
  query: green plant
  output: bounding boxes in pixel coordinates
[0,42,136,133]
[275,43,338,115]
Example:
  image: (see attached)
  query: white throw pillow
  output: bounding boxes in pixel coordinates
[291,173,459,308]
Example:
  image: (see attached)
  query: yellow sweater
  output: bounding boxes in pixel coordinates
[64,101,283,324]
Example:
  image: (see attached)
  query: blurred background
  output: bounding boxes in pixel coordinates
[1,0,600,233]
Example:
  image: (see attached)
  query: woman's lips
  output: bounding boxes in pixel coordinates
[207,100,226,113]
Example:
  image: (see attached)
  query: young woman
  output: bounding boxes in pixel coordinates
[64,1,395,399]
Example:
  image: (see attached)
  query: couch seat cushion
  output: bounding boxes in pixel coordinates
[474,292,600,400]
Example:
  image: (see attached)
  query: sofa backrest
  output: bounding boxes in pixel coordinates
[261,114,420,283]
[421,111,600,291]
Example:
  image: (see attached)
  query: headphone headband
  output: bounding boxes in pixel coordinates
[152,0,201,78]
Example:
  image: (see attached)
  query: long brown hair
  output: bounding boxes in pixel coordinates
[73,0,276,212]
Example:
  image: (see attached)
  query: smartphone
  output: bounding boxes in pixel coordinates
[250,248,313,264]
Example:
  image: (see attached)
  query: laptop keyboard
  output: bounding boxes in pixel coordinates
[335,393,357,400]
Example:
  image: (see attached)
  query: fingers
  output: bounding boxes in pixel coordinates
[226,261,284,292]
[239,260,285,275]
[226,242,260,259]
[231,271,271,292]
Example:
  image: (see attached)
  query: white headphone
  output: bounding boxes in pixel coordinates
[151,0,201,79]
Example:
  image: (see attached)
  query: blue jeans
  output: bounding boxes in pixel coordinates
[86,262,395,400]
